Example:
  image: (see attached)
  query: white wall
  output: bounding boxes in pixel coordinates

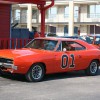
[80,4,87,22]
[57,6,65,22]
[56,25,64,36]
[80,25,87,35]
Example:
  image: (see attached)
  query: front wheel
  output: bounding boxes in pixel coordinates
[25,63,45,82]
[85,60,99,76]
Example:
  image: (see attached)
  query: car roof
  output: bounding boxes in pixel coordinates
[36,37,79,41]
[36,37,93,47]
[34,37,97,50]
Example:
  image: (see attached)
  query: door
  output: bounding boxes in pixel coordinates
[54,41,88,73]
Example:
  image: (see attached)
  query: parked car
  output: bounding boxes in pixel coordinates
[45,33,57,37]
[0,37,100,82]
[59,35,85,40]
[59,35,100,48]
[80,34,100,48]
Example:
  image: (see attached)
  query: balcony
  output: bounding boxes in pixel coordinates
[87,13,100,18]
[84,13,100,23]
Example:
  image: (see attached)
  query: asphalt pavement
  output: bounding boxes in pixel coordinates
[0,70,100,100]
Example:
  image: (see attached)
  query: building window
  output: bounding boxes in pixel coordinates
[20,9,27,23]
[88,5,100,18]
[15,9,20,22]
[74,6,78,18]
[49,26,56,34]
[64,25,68,36]
[32,9,37,19]
[48,7,57,18]
[64,6,69,18]
[64,26,78,36]
[64,6,79,18]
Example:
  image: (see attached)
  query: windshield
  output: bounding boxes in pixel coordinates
[24,39,58,51]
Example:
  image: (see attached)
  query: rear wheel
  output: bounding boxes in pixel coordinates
[25,63,45,82]
[85,60,98,76]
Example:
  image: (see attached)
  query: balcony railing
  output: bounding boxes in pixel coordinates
[0,38,32,49]
[87,13,100,18]
[64,14,78,18]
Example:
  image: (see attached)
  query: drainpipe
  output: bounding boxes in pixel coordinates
[37,0,54,37]
[10,4,12,49]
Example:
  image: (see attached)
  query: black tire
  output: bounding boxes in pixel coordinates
[25,63,45,82]
[85,60,99,76]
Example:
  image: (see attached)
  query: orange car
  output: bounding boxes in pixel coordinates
[0,37,100,82]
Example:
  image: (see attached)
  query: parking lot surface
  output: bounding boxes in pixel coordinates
[0,70,100,100]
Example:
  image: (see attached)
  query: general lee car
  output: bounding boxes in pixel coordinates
[0,37,100,82]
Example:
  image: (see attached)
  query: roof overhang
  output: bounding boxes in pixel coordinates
[0,0,50,4]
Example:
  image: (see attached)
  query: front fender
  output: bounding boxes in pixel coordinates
[13,55,46,74]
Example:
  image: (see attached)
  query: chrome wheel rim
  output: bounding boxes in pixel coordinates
[90,62,98,74]
[32,65,42,80]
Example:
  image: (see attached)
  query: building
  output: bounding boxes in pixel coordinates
[0,0,54,49]
[12,0,100,36]
[0,0,52,38]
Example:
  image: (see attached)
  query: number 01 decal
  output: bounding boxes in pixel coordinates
[70,54,75,68]
[61,55,68,68]
[61,54,75,69]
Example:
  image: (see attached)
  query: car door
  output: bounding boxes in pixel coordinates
[54,41,88,73]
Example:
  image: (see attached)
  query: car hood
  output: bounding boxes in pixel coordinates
[0,48,47,59]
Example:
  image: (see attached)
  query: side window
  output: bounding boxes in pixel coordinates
[62,41,85,51]
[62,41,75,51]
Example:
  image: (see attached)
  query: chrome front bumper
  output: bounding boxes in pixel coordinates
[0,62,17,70]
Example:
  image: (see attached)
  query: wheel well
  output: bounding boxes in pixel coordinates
[31,62,46,73]
[91,59,100,65]
[40,62,46,73]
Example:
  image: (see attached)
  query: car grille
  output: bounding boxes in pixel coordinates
[0,58,13,64]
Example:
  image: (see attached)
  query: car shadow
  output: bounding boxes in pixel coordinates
[44,70,100,82]
[0,70,100,82]
[0,70,26,82]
